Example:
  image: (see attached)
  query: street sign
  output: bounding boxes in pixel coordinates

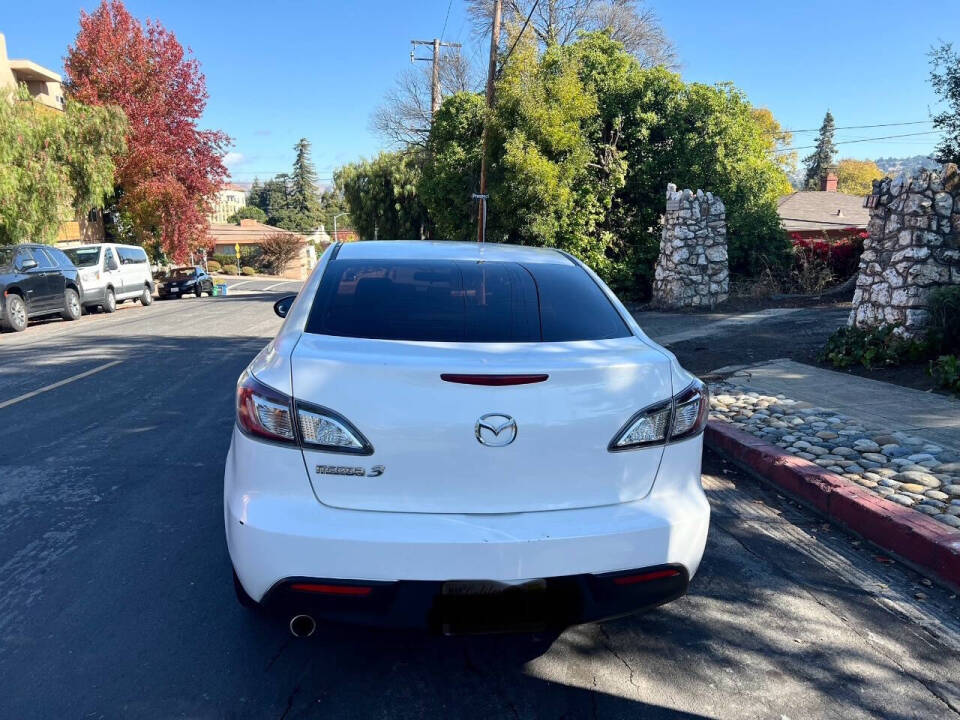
[234,243,240,256]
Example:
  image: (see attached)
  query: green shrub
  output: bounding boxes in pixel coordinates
[212,253,235,267]
[239,247,264,270]
[930,355,960,393]
[927,286,960,354]
[222,264,239,275]
[820,325,930,369]
[241,266,257,276]
[206,260,221,273]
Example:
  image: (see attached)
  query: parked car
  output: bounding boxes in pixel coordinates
[0,244,83,332]
[225,241,710,637]
[157,266,214,299]
[64,243,154,313]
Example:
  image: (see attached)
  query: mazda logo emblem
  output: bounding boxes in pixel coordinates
[475,413,518,447]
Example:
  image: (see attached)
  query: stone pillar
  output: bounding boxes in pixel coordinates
[850,165,960,335]
[652,184,728,308]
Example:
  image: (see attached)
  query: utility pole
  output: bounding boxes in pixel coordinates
[476,0,502,244]
[410,38,462,118]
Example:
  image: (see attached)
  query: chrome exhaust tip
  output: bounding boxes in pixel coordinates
[289,614,317,638]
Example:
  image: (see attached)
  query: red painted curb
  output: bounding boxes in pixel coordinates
[705,420,960,590]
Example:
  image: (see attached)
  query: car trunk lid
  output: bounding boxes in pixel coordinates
[290,334,673,514]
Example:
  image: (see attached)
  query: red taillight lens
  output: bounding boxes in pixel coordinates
[289,583,372,596]
[236,371,296,444]
[612,568,681,585]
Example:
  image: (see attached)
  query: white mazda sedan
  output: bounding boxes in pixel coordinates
[225,241,710,636]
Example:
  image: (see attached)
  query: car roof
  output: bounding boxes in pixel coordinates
[334,240,574,265]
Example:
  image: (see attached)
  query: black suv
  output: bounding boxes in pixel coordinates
[0,244,83,332]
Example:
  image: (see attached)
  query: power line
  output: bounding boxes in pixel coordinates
[499,0,540,74]
[775,130,942,153]
[773,120,933,135]
[439,0,454,44]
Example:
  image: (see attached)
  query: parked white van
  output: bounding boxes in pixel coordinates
[64,244,155,313]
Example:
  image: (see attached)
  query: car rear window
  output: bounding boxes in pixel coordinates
[65,247,101,268]
[305,258,630,342]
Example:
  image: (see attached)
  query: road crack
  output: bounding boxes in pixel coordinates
[717,521,960,716]
[599,626,641,692]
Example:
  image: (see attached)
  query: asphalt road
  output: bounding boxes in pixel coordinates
[1,293,959,719]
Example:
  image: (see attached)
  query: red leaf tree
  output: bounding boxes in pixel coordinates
[65,0,230,260]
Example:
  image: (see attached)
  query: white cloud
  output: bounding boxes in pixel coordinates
[223,152,244,168]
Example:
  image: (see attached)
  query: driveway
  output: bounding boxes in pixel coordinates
[634,303,852,375]
[0,293,957,718]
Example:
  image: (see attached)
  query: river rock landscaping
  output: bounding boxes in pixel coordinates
[708,380,960,531]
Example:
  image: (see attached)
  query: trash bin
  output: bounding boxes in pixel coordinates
[215,283,228,297]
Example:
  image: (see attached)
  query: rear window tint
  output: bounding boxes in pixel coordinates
[532,263,632,342]
[305,258,629,342]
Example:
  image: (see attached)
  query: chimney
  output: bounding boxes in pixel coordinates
[822,170,838,192]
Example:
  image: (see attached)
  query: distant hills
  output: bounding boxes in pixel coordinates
[873,155,941,178]
[789,155,942,189]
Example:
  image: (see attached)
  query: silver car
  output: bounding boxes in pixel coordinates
[64,243,155,313]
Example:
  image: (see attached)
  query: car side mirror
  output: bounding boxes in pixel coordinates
[274,294,296,319]
[19,258,38,271]
[107,260,119,271]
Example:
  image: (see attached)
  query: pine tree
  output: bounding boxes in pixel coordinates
[803,111,837,190]
[289,138,322,230]
[247,177,263,211]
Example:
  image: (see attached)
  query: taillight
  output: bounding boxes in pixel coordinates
[296,403,372,455]
[669,380,710,442]
[236,371,373,454]
[609,379,709,451]
[236,371,296,445]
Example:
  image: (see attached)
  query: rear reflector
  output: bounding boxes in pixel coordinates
[612,569,681,586]
[289,583,373,596]
[440,374,548,386]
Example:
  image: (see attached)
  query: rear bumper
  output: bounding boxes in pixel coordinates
[224,427,709,626]
[260,565,689,631]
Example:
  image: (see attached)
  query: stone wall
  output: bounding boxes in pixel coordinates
[652,184,728,308]
[850,165,960,334]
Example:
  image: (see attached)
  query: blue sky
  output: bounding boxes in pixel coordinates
[2,1,957,184]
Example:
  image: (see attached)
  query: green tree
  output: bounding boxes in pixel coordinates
[803,111,837,189]
[421,31,790,294]
[605,63,791,287]
[247,140,325,233]
[0,86,127,245]
[930,42,960,164]
[247,177,264,209]
[487,39,625,273]
[319,187,352,236]
[226,205,267,223]
[835,159,884,195]
[419,92,486,240]
[336,152,432,240]
[285,138,323,232]
[752,107,796,193]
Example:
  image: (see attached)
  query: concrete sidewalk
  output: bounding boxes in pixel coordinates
[716,359,960,452]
